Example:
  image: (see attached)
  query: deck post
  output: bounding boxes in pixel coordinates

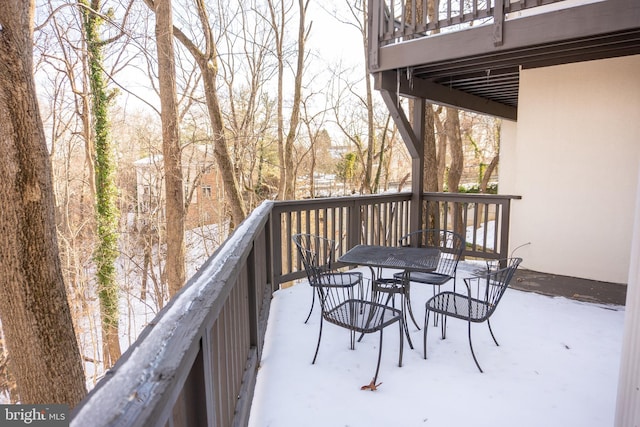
[410,98,425,234]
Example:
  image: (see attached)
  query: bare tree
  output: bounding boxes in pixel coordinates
[152,0,186,297]
[218,2,278,208]
[299,94,331,198]
[445,107,466,237]
[154,0,248,226]
[344,0,376,194]
[480,119,500,192]
[267,0,310,200]
[36,7,98,344]
[326,1,389,195]
[0,0,86,405]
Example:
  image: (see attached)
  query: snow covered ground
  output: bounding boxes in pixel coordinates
[248,262,625,427]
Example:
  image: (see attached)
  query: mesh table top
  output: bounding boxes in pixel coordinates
[338,245,440,272]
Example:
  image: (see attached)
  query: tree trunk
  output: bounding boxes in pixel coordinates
[481,120,501,192]
[283,0,309,200]
[481,155,499,192]
[157,0,246,226]
[424,104,440,229]
[269,0,286,200]
[434,106,447,192]
[445,107,464,190]
[200,62,247,226]
[445,107,465,237]
[81,0,122,368]
[154,0,186,297]
[0,0,87,406]
[362,0,375,194]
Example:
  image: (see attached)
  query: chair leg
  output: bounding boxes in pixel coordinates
[402,312,414,350]
[468,320,483,373]
[304,289,315,324]
[431,286,439,327]
[389,292,414,350]
[441,314,448,340]
[398,318,404,368]
[350,302,359,349]
[423,309,430,359]
[372,329,384,384]
[403,287,421,330]
[487,319,500,346]
[312,317,324,364]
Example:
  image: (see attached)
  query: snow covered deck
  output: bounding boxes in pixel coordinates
[248,262,625,426]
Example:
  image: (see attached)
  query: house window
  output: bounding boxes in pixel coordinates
[200,163,211,175]
[202,185,212,199]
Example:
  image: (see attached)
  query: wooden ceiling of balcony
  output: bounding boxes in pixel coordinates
[423,28,639,104]
[371,0,640,121]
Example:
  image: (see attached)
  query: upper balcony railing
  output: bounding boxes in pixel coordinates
[71,191,520,427]
[372,0,567,48]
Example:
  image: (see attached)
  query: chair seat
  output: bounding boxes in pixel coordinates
[394,270,452,286]
[324,300,402,334]
[314,272,362,288]
[426,291,493,322]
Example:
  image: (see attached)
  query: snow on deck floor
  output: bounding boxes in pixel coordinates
[248,262,625,427]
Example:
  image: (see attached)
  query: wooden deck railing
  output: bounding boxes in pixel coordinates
[422,192,519,260]
[70,192,519,426]
[372,0,567,47]
[272,193,413,286]
[271,192,521,287]
[71,202,275,427]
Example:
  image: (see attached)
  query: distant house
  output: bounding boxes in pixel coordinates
[133,145,225,229]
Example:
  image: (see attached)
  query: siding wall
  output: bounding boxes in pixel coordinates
[500,54,640,283]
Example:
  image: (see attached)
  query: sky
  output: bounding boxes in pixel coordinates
[306,2,363,67]
[248,261,625,427]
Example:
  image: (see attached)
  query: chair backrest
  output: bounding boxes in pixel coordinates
[465,257,522,320]
[399,229,465,277]
[292,233,336,281]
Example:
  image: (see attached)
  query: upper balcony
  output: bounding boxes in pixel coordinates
[369,0,640,120]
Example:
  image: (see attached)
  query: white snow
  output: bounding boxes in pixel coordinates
[248,261,625,427]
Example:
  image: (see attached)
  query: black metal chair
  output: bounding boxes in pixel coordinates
[292,233,362,323]
[382,229,465,328]
[423,257,523,372]
[293,234,404,385]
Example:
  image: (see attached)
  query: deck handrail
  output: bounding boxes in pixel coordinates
[71,201,275,427]
[70,192,519,426]
[271,192,521,287]
[372,0,567,47]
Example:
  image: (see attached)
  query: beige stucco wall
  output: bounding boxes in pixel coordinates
[500,55,640,284]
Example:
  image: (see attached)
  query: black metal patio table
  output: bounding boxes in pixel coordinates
[338,245,441,348]
[339,245,440,272]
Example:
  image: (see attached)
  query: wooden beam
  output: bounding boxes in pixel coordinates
[377,79,425,233]
[378,83,422,158]
[376,70,518,121]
